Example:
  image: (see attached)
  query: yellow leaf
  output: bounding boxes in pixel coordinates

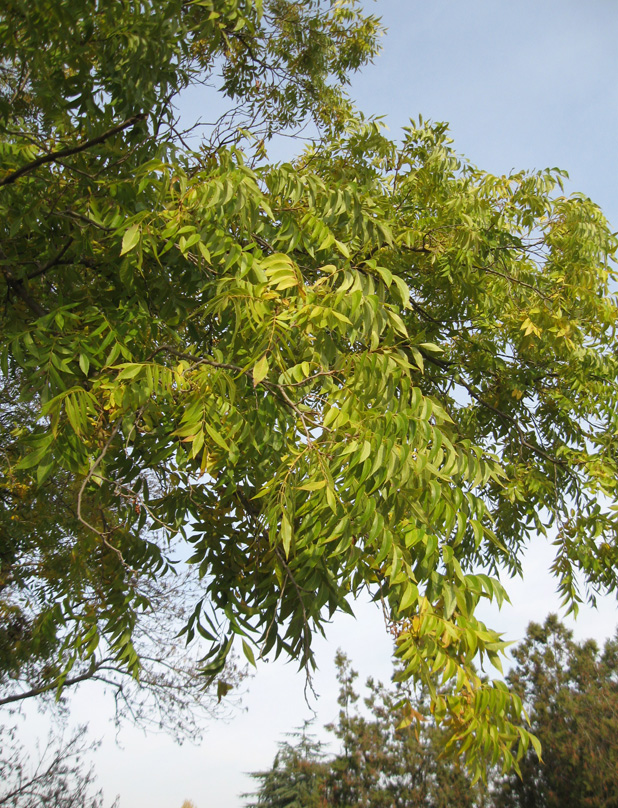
[297,480,327,491]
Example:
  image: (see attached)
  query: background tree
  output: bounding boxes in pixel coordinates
[245,725,329,808]
[2,0,618,776]
[246,650,490,807]
[493,615,618,808]
[0,720,114,808]
[322,651,485,807]
[248,622,618,808]
[0,559,247,740]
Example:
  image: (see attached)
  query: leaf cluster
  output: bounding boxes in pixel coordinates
[2,0,618,779]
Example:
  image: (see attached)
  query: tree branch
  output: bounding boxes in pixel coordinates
[0,658,111,707]
[0,114,147,187]
[473,263,551,302]
[27,238,73,280]
[457,375,565,468]
[0,249,49,317]
[151,345,329,436]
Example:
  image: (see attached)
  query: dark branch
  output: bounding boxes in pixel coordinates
[0,114,147,187]
[1,256,48,318]
[27,238,73,280]
[0,658,111,707]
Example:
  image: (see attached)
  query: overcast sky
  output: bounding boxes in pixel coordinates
[44,3,618,807]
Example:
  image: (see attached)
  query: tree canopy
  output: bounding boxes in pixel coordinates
[494,615,618,808]
[0,0,380,717]
[2,0,618,778]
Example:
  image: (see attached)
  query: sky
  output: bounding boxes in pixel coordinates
[22,3,618,807]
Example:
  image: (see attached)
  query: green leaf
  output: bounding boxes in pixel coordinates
[280,512,293,556]
[334,239,350,258]
[217,680,233,702]
[78,353,90,376]
[253,355,269,386]
[392,275,411,307]
[242,639,257,667]
[529,732,543,761]
[204,422,229,451]
[115,363,144,380]
[442,584,457,619]
[398,581,418,613]
[120,224,140,255]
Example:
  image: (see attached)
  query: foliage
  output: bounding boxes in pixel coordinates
[0,0,377,726]
[2,0,618,777]
[493,615,618,808]
[0,548,247,742]
[322,651,489,807]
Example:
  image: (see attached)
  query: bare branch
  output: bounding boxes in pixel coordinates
[0,659,109,707]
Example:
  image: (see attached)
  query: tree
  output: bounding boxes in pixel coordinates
[493,615,618,808]
[245,724,330,808]
[0,720,114,808]
[0,0,378,716]
[2,0,618,775]
[246,651,490,807]
[322,651,488,808]
[0,557,247,741]
[249,624,618,808]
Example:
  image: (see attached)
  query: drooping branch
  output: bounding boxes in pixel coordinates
[151,345,330,435]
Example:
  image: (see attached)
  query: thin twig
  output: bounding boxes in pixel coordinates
[458,376,565,468]
[473,263,551,302]
[75,418,139,575]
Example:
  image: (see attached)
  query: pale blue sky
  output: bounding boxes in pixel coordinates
[52,3,618,806]
[351,0,618,228]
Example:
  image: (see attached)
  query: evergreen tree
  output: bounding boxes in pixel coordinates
[493,615,618,808]
[245,725,329,808]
